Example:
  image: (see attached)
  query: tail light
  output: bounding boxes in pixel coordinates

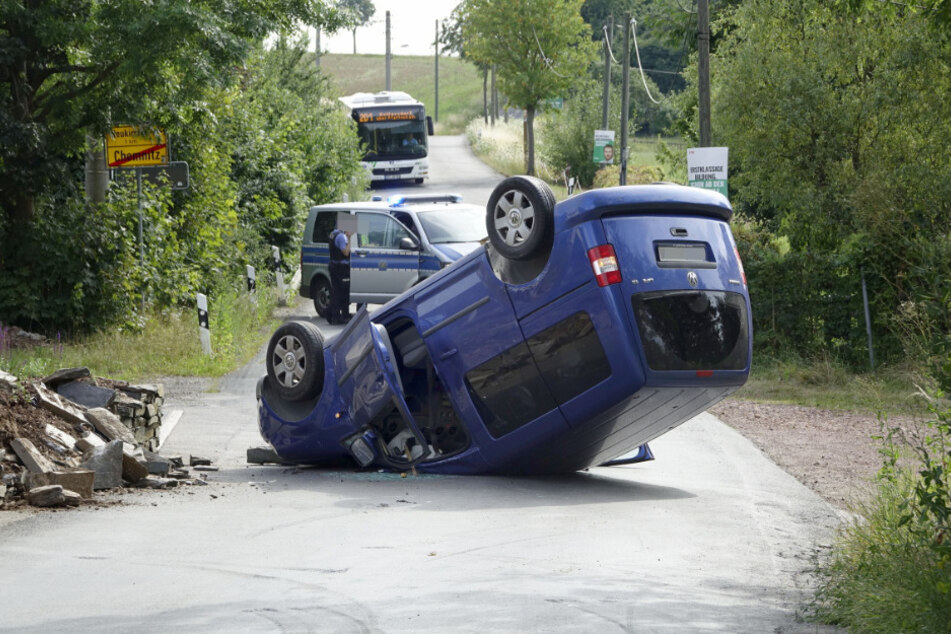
[588,244,622,287]
[734,245,747,286]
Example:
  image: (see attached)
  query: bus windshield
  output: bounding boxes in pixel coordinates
[353,107,428,161]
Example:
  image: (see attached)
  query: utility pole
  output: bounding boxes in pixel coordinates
[619,12,631,186]
[601,16,613,129]
[434,20,440,122]
[385,11,392,91]
[698,0,712,146]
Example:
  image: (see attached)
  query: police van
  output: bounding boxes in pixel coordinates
[299,194,488,317]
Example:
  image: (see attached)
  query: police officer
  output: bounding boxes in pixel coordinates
[328,226,353,324]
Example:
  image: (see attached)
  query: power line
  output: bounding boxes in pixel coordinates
[631,18,662,104]
[532,25,571,78]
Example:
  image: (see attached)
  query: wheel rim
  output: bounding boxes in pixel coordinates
[493,190,535,247]
[271,334,307,388]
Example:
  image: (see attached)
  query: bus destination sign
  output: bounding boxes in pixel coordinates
[356,109,423,124]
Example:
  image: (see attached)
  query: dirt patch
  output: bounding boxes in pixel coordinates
[0,389,75,459]
[710,399,916,510]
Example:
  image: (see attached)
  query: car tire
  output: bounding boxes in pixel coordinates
[415,178,424,184]
[486,175,555,261]
[312,277,330,317]
[266,321,325,402]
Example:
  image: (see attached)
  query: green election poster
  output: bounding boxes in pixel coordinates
[593,130,615,164]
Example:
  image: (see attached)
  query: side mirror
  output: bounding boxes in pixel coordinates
[400,236,420,251]
[426,116,435,136]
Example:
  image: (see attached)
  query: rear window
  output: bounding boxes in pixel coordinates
[632,290,749,371]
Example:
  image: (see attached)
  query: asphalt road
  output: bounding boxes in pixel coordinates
[0,137,842,633]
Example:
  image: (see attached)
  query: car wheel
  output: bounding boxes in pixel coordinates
[266,321,325,402]
[312,277,330,317]
[486,175,555,261]
[415,178,424,184]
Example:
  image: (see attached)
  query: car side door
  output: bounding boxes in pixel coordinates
[350,212,421,303]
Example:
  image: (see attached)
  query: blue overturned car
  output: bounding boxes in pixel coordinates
[257,176,751,474]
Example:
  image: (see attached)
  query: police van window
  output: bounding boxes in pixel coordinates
[392,211,419,238]
[313,212,336,243]
[359,214,411,249]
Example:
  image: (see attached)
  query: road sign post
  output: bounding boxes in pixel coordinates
[105,125,173,312]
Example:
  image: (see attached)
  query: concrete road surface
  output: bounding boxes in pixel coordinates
[0,137,842,633]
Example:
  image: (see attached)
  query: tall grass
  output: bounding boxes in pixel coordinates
[319,53,484,135]
[0,287,284,382]
[464,117,678,193]
[813,477,951,632]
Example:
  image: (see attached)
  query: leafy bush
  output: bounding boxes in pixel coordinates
[0,38,363,336]
[591,164,664,189]
[539,79,615,188]
[813,378,951,632]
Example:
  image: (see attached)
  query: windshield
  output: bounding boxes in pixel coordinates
[355,119,428,161]
[417,207,487,244]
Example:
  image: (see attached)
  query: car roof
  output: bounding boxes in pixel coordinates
[310,194,481,215]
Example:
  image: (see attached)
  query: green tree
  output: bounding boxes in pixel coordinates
[707,0,951,366]
[338,0,375,54]
[0,0,344,240]
[461,0,598,175]
[0,3,359,333]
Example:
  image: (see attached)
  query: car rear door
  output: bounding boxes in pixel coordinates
[350,212,421,302]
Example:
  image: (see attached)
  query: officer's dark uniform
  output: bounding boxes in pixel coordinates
[328,229,351,324]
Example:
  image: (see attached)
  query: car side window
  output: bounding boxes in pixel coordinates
[465,312,611,438]
[359,214,411,249]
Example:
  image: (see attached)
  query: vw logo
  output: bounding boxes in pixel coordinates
[687,271,699,288]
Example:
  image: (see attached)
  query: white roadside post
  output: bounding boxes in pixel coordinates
[246,265,256,304]
[196,293,212,355]
[271,246,285,305]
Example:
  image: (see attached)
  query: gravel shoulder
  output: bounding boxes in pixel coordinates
[709,398,916,510]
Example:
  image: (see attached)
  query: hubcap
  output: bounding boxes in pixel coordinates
[273,334,306,388]
[494,190,535,247]
[283,351,298,371]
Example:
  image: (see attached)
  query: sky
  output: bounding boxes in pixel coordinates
[320,0,459,57]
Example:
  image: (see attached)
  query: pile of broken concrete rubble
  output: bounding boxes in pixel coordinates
[1,367,214,509]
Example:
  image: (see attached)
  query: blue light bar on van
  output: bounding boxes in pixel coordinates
[387,194,464,207]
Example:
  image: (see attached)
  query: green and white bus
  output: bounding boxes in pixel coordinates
[340,91,435,185]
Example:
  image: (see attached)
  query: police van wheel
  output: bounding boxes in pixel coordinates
[312,277,330,317]
[486,176,555,261]
[266,321,325,402]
